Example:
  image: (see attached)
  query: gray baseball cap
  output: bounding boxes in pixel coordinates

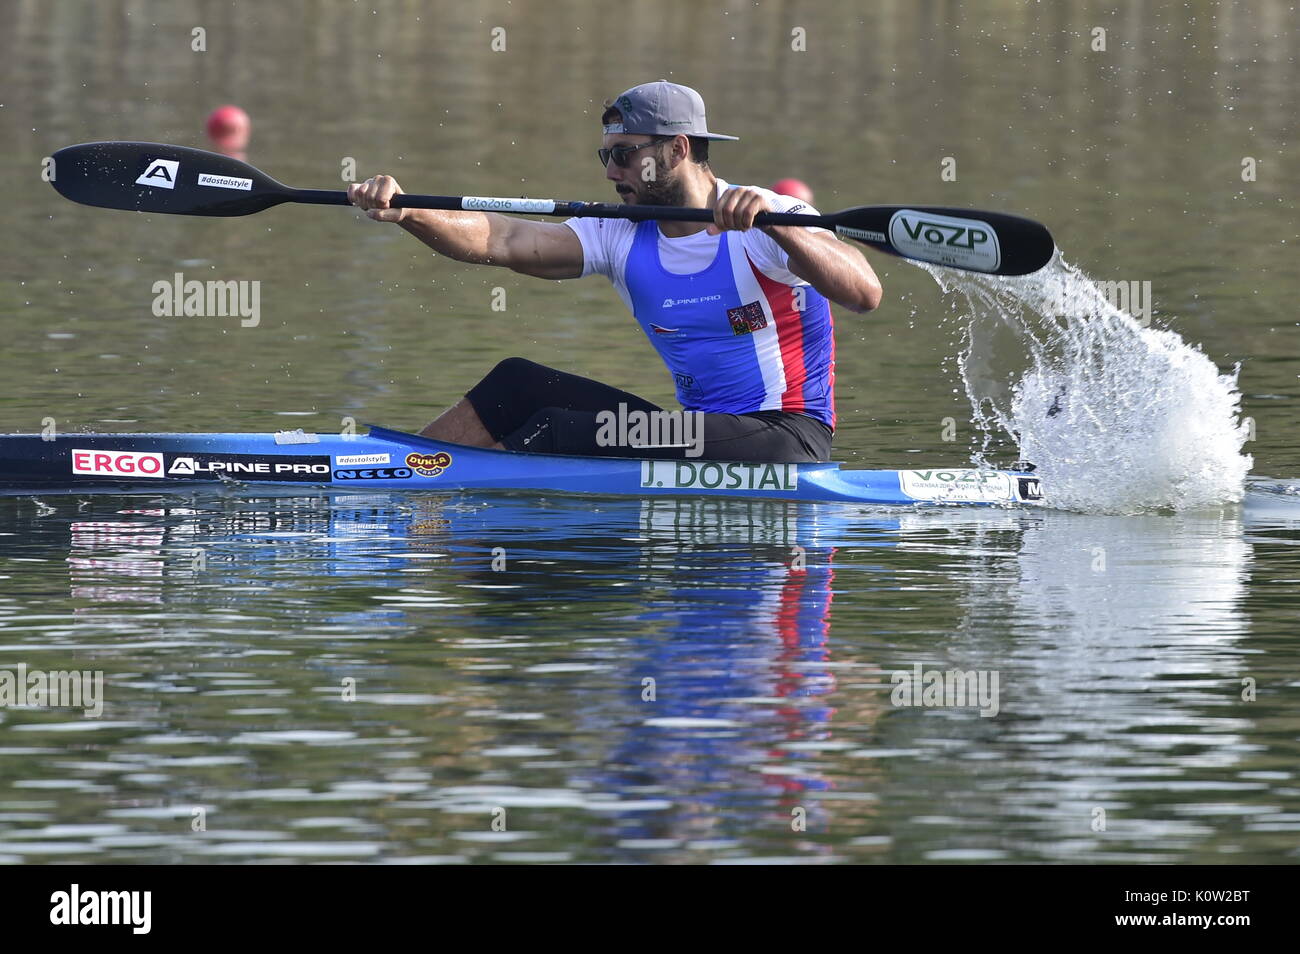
[603,80,739,141]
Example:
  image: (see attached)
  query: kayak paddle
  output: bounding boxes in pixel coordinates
[48,141,1056,276]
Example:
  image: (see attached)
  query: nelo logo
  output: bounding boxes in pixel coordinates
[72,450,165,479]
[334,467,413,480]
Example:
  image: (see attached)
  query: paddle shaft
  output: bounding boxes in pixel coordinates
[291,188,835,227]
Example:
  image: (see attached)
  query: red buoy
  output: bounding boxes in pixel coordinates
[770,178,814,204]
[206,105,251,155]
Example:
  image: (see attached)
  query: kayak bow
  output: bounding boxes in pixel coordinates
[0,426,1044,505]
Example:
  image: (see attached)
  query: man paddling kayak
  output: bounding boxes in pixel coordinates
[349,81,882,462]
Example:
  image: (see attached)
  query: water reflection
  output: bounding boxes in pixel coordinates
[1,491,1297,862]
[875,507,1256,862]
[0,493,881,859]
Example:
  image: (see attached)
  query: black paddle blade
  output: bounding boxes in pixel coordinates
[49,141,294,216]
[829,205,1056,276]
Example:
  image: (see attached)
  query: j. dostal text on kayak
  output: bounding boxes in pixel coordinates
[347,80,882,465]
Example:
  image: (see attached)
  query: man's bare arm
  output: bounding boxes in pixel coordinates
[348,175,584,280]
[772,230,883,313]
[398,209,583,279]
[709,186,883,313]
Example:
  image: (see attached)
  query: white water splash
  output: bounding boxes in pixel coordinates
[922,254,1252,514]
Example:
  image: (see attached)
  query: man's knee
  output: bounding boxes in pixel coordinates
[482,357,551,388]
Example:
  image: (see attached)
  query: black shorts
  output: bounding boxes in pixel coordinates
[465,358,833,463]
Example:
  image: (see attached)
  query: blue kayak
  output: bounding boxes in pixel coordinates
[0,424,1044,505]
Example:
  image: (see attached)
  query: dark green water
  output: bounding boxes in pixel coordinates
[0,0,1297,863]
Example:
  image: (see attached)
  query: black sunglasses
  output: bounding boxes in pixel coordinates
[597,136,675,168]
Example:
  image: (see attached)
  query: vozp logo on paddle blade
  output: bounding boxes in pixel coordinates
[888,209,1001,272]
